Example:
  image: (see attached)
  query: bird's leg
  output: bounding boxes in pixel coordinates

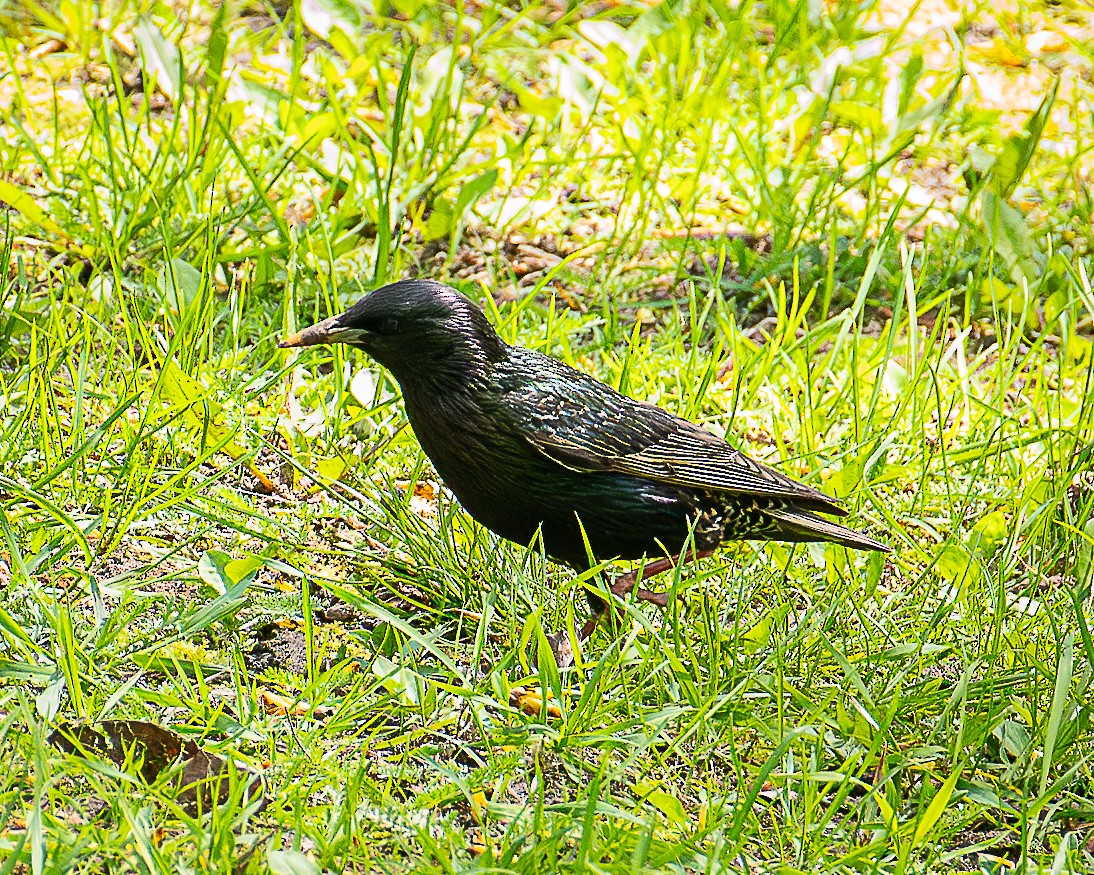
[585,548,716,632]
[548,549,714,668]
[608,548,716,606]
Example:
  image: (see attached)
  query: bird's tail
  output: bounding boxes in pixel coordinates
[765,507,890,552]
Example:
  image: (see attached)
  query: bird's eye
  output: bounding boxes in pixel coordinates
[374,317,399,335]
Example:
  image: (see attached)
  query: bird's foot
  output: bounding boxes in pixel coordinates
[544,551,714,669]
[633,588,671,608]
[605,577,674,608]
[608,550,715,606]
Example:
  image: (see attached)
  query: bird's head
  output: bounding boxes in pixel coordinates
[279,279,507,384]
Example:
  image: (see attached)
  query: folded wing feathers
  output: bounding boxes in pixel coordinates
[501,369,850,515]
[608,429,847,513]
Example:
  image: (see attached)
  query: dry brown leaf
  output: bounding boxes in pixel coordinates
[49,720,264,815]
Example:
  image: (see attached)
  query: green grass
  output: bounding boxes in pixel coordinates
[1,1,1094,872]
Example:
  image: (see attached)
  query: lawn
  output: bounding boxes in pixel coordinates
[2,0,1094,872]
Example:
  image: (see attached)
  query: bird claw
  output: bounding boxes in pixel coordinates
[635,588,672,608]
[537,560,696,671]
[606,580,674,609]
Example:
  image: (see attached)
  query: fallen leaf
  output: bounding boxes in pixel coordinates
[259,689,332,719]
[49,720,264,815]
[470,788,488,824]
[509,686,563,719]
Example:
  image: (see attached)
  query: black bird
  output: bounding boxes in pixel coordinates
[280,279,888,658]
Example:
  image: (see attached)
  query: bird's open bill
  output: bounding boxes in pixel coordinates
[279,316,360,348]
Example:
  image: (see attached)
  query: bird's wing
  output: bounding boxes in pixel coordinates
[495,353,845,514]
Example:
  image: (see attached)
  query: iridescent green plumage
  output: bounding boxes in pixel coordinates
[281,279,888,643]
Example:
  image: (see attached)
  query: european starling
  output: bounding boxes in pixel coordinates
[280,279,888,658]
